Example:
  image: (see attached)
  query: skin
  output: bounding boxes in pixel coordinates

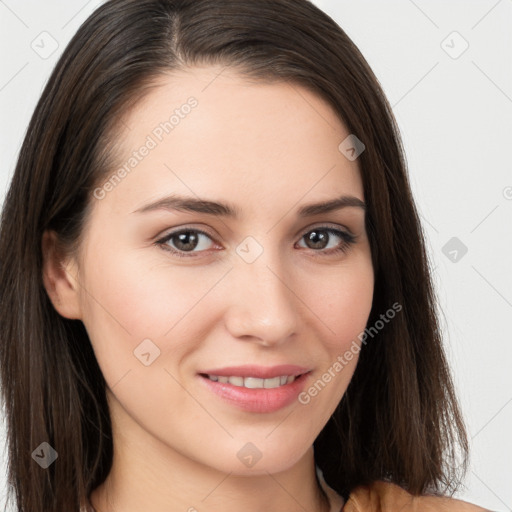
[42,66,374,512]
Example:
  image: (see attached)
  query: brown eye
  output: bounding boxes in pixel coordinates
[303,229,330,249]
[157,229,216,257]
[297,227,356,255]
[170,231,200,251]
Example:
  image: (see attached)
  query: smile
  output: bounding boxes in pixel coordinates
[203,374,298,388]
[198,370,311,413]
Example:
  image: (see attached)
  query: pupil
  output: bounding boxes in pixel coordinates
[175,231,198,251]
[307,230,328,249]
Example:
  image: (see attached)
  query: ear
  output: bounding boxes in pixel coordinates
[41,230,83,320]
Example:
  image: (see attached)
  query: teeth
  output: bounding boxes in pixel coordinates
[244,377,264,389]
[228,376,244,387]
[206,374,298,388]
[263,376,281,388]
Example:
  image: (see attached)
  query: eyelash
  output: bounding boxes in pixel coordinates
[155,225,357,259]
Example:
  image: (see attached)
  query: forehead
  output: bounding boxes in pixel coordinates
[96,66,364,216]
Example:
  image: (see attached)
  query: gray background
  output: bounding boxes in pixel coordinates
[1,0,511,510]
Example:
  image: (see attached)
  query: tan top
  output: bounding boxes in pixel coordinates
[340,481,492,512]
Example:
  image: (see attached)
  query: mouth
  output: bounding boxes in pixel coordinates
[197,366,312,413]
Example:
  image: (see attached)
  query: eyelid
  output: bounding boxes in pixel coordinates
[156,223,217,240]
[297,221,354,238]
[156,222,354,242]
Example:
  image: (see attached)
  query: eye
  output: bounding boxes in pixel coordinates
[156,228,217,258]
[296,226,356,256]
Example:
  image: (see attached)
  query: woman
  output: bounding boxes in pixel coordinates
[0,1,490,511]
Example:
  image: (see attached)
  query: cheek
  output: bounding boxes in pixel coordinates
[294,256,374,410]
[78,241,228,383]
[81,237,220,333]
[312,257,374,351]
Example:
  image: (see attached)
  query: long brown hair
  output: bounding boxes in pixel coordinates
[0,1,468,510]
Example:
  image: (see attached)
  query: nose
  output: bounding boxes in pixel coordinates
[222,247,300,347]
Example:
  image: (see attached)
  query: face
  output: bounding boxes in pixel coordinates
[62,66,374,476]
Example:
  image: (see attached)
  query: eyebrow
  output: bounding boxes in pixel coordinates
[132,194,366,218]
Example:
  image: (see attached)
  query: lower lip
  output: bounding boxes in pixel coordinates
[198,373,310,413]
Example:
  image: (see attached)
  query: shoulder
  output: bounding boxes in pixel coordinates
[343,480,492,512]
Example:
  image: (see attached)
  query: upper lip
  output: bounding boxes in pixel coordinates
[199,364,311,379]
